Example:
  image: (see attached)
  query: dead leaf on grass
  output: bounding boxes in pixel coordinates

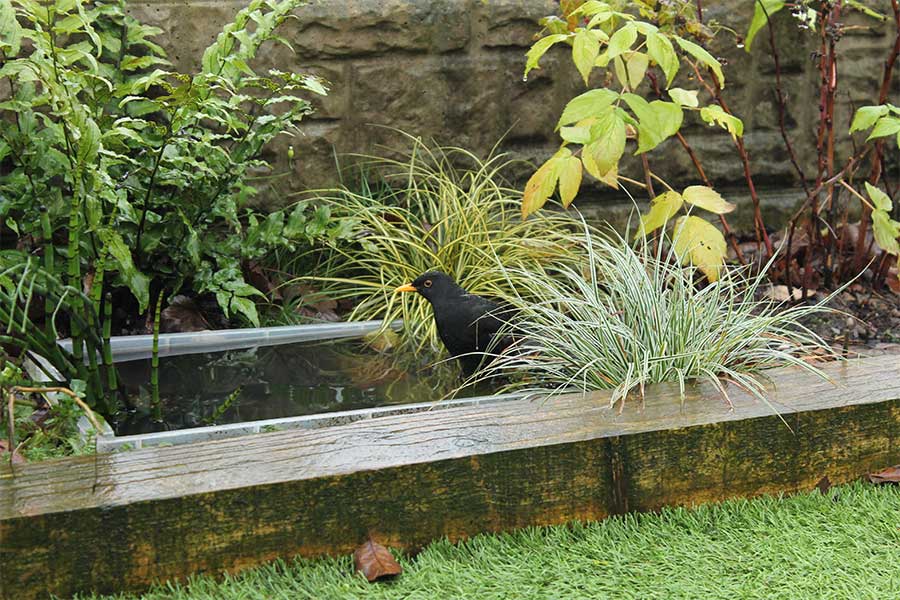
[353,539,402,582]
[815,475,831,494]
[868,465,900,484]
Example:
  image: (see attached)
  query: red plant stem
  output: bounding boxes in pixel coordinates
[689,60,774,260]
[646,71,745,264]
[763,2,810,292]
[696,0,703,22]
[854,0,900,275]
[824,2,841,288]
[675,133,746,264]
[764,7,810,195]
[640,154,656,199]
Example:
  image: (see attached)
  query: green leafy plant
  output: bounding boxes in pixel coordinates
[288,137,593,355]
[521,0,750,280]
[0,0,331,330]
[749,1,900,294]
[475,226,838,407]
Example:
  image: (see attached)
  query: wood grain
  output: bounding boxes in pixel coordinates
[2,355,899,599]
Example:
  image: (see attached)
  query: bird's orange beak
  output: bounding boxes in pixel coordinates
[394,283,417,293]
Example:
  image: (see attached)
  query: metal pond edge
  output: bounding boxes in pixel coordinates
[95,392,527,452]
[25,319,525,452]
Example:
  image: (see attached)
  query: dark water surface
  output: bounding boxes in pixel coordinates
[112,339,489,436]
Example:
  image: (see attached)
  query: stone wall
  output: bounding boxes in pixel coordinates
[129,1,900,212]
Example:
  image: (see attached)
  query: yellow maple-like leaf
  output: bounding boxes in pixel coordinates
[673,215,728,282]
[558,155,583,208]
[582,152,619,189]
[522,150,567,218]
[682,185,736,214]
[635,191,684,239]
[872,210,900,255]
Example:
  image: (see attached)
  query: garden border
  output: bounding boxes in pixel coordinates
[2,355,899,599]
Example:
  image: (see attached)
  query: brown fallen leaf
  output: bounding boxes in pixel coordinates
[353,539,402,582]
[159,295,212,333]
[868,465,900,484]
[815,475,831,494]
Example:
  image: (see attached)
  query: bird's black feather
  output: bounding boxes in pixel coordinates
[405,271,514,375]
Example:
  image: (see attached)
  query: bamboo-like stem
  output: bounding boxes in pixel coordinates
[39,207,54,337]
[102,292,118,397]
[65,189,86,379]
[151,291,164,422]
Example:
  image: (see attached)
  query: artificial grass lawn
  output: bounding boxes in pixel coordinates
[92,482,900,600]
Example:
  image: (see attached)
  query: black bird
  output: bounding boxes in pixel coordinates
[395,271,513,376]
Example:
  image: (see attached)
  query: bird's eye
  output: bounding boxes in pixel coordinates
[424,279,432,288]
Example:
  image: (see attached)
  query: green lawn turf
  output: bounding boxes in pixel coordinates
[89,482,900,600]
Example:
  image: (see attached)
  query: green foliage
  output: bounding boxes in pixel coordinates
[851,104,900,147]
[0,0,330,328]
[0,252,106,399]
[289,138,592,356]
[3,390,94,462]
[521,0,742,279]
[474,227,837,406]
[852,104,900,270]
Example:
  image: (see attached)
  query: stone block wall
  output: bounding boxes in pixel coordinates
[128,0,900,211]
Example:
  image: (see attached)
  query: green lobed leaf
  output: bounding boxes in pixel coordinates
[585,106,626,176]
[700,105,744,139]
[625,52,649,89]
[557,88,619,129]
[871,210,900,255]
[98,229,150,311]
[850,105,890,134]
[865,182,892,212]
[675,36,725,87]
[668,87,699,107]
[573,29,600,85]
[606,22,637,59]
[525,33,569,78]
[646,33,678,88]
[866,116,900,142]
[622,94,683,154]
[745,0,785,52]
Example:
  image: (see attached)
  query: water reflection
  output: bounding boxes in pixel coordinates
[113,339,490,435]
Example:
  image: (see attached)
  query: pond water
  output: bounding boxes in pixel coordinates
[112,338,490,436]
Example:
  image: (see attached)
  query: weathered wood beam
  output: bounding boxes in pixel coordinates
[2,356,899,599]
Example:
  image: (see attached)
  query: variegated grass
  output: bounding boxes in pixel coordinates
[284,136,592,356]
[474,224,841,408]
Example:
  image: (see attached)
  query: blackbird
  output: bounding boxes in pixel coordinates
[395,271,513,376]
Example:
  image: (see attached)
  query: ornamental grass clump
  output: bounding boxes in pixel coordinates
[288,137,591,355]
[477,226,840,406]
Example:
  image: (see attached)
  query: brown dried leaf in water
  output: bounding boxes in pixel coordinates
[364,328,400,353]
[160,295,211,333]
[353,539,402,582]
[287,284,340,321]
[868,465,900,484]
